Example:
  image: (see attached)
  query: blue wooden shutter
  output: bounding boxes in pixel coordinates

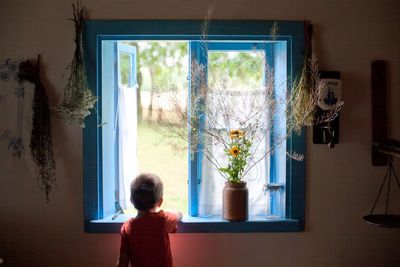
[101,42,138,218]
[115,42,138,211]
[101,41,118,218]
[117,43,138,87]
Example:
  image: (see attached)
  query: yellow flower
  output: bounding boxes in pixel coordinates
[229,146,240,157]
[229,129,244,139]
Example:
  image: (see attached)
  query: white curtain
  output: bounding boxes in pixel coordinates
[118,84,138,209]
[198,89,269,217]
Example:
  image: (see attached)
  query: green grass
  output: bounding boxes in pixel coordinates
[133,122,188,214]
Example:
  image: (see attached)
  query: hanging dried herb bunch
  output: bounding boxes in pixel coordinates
[288,24,343,134]
[289,53,320,134]
[17,55,56,202]
[53,0,97,127]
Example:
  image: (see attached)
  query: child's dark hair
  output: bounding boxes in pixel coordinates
[130,173,163,211]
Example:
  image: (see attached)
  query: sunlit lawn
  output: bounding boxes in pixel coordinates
[125,122,188,215]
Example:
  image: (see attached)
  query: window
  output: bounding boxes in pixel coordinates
[83,20,306,233]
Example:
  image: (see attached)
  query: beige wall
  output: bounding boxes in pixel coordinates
[1,0,400,266]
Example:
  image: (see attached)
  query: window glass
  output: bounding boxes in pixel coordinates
[119,53,131,86]
[198,47,271,217]
[105,41,189,215]
[208,51,265,90]
[103,40,287,218]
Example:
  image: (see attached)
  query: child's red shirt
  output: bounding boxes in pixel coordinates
[119,210,179,267]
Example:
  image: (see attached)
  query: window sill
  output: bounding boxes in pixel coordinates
[85,215,304,233]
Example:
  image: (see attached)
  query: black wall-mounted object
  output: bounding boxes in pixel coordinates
[313,71,341,148]
[371,60,388,166]
[365,61,400,228]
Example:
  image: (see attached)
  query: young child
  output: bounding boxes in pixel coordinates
[116,173,182,267]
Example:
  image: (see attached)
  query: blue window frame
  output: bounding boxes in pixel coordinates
[83,20,306,233]
[188,41,288,218]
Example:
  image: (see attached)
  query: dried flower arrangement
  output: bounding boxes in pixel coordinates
[53,0,97,127]
[152,19,343,184]
[17,55,56,202]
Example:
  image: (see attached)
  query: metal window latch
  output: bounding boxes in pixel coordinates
[112,202,125,220]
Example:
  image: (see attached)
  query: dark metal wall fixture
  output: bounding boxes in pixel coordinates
[371,60,388,166]
[363,60,400,228]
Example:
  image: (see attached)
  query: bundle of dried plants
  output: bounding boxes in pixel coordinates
[53,0,97,127]
[18,55,56,202]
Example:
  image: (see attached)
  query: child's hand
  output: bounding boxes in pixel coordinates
[164,209,183,222]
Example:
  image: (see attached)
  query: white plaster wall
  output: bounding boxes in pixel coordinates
[0,0,399,266]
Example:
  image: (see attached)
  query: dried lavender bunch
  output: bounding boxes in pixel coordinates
[18,56,56,202]
[0,129,25,158]
[53,0,97,127]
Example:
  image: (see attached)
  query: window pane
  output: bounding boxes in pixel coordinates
[198,48,269,217]
[119,52,131,86]
[132,41,189,214]
[208,51,265,90]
